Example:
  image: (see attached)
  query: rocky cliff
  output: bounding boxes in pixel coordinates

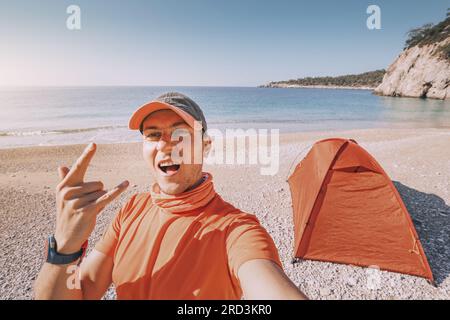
[374,38,450,99]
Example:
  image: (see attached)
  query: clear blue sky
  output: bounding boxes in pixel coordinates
[0,0,448,86]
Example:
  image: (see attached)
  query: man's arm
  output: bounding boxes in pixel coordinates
[33,143,128,300]
[238,259,308,300]
[34,249,113,300]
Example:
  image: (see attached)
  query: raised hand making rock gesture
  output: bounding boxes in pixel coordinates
[54,143,129,254]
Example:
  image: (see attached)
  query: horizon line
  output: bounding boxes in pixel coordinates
[0,84,260,88]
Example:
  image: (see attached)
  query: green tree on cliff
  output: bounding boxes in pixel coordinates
[405,9,450,50]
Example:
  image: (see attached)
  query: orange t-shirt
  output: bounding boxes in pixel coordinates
[94,173,282,299]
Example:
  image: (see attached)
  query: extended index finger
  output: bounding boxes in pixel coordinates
[61,143,97,187]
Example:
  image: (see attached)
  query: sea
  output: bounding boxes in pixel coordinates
[0,86,449,149]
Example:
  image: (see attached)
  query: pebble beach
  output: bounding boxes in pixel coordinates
[0,127,449,300]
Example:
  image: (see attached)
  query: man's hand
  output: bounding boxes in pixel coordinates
[238,259,308,300]
[54,142,129,254]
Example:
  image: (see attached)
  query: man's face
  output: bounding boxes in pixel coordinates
[142,109,204,195]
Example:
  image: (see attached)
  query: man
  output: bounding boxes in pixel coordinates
[34,92,307,300]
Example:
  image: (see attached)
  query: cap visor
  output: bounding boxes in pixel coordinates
[129,101,197,131]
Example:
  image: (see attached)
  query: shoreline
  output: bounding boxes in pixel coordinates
[0,127,449,299]
[259,84,376,90]
[2,123,450,151]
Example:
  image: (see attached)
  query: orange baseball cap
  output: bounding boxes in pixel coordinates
[129,92,207,133]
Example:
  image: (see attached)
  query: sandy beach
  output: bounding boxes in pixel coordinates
[0,127,449,300]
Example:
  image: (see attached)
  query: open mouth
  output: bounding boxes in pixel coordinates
[157,162,181,176]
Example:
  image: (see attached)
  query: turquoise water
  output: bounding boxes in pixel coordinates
[0,86,449,148]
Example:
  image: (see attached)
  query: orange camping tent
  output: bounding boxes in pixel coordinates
[287,138,433,281]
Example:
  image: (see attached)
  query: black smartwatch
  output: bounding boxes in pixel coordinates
[45,235,88,265]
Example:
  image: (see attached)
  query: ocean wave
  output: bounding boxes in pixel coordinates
[0,125,126,137]
[208,118,373,125]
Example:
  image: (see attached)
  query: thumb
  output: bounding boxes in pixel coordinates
[58,166,70,181]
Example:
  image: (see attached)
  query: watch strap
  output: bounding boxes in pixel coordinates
[46,235,88,265]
